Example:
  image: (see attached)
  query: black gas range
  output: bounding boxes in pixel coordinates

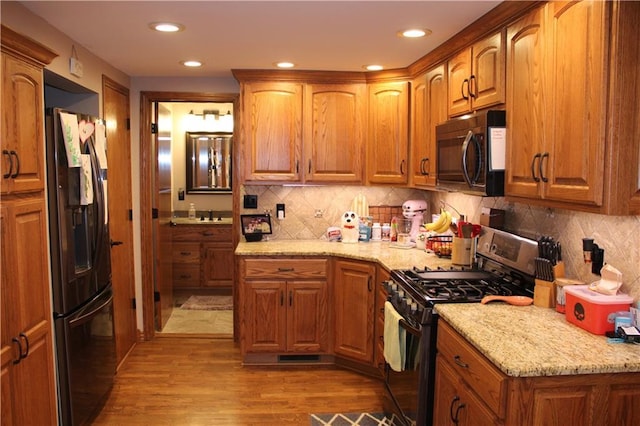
[382,228,538,426]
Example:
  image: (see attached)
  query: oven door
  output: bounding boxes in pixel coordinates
[383,319,422,426]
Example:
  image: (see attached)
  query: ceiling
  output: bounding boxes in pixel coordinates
[20,1,501,79]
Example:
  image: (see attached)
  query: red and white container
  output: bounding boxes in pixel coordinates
[564,285,634,335]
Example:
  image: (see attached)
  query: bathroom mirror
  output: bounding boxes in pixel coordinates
[185,132,232,193]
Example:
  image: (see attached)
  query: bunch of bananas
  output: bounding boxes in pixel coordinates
[424,208,452,234]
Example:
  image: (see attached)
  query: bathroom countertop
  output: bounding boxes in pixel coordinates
[172,217,232,225]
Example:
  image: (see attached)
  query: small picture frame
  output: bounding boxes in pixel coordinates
[240,214,272,242]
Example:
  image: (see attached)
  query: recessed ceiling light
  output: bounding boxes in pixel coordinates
[181,60,202,68]
[399,28,432,38]
[275,62,295,69]
[364,65,384,71]
[149,22,185,33]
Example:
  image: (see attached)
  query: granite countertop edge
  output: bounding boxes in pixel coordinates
[235,239,640,378]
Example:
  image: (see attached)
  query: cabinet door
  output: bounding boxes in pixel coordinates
[448,31,505,117]
[448,49,472,116]
[1,52,46,194]
[471,31,505,111]
[286,281,328,353]
[367,81,409,184]
[542,0,606,205]
[304,83,366,183]
[0,198,57,425]
[202,243,234,288]
[241,82,303,182]
[433,356,499,426]
[505,4,547,199]
[333,259,376,363]
[243,281,286,353]
[410,64,447,188]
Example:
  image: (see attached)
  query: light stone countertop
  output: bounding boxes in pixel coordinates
[235,239,640,378]
[435,303,640,377]
[235,239,453,271]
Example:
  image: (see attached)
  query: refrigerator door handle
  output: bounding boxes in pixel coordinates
[69,288,113,326]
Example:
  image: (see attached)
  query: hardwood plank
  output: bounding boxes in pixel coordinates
[92,338,385,425]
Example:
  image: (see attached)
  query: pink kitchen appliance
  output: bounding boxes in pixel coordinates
[402,200,428,242]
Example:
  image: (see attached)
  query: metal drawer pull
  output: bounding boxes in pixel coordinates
[453,355,469,368]
[180,251,192,256]
[277,267,294,272]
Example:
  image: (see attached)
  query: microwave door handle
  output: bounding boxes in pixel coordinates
[461,130,474,186]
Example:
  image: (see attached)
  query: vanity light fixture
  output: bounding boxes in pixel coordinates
[149,22,185,33]
[364,64,384,71]
[181,60,202,68]
[398,28,431,38]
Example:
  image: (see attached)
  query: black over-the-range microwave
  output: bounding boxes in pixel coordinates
[435,109,506,196]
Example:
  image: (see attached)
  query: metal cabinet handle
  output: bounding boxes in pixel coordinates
[453,355,469,368]
[11,337,22,364]
[424,158,430,176]
[180,251,192,256]
[454,402,466,424]
[278,267,294,272]
[295,159,299,174]
[539,152,549,183]
[462,79,469,100]
[10,151,19,178]
[367,276,372,292]
[400,160,406,175]
[531,153,541,182]
[308,159,312,174]
[110,240,123,247]
[469,75,476,99]
[289,290,293,306]
[280,290,284,306]
[19,332,29,359]
[2,149,12,178]
[449,396,460,424]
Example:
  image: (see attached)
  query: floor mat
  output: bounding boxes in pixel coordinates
[309,412,399,426]
[180,295,233,310]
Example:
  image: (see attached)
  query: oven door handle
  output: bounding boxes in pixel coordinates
[399,318,421,336]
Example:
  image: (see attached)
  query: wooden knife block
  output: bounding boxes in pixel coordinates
[533,262,565,308]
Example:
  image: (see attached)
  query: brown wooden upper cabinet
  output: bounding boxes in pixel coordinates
[238,80,366,184]
[505,0,640,215]
[240,81,303,183]
[410,64,448,188]
[367,81,410,185]
[303,83,366,184]
[448,30,505,117]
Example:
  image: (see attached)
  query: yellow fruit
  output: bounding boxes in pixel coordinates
[425,208,447,231]
[432,210,452,234]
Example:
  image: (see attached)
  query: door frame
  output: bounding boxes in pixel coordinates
[139,92,239,340]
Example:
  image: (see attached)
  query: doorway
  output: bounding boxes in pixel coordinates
[139,92,239,340]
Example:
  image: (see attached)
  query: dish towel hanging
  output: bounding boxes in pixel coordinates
[383,301,406,372]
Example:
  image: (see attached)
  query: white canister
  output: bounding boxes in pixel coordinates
[371,223,382,241]
[381,223,391,241]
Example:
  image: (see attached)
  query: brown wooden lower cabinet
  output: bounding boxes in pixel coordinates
[333,258,376,364]
[434,319,640,425]
[172,224,233,290]
[240,257,329,356]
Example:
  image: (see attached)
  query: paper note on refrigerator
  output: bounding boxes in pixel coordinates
[59,112,82,167]
[94,120,108,169]
[80,154,93,205]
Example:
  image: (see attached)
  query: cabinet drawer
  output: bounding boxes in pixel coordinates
[243,258,327,279]
[172,225,232,242]
[172,265,200,287]
[437,320,507,416]
[172,243,200,263]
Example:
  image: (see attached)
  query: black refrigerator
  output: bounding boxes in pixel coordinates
[45,108,116,425]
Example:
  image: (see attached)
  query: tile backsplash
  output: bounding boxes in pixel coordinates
[241,185,640,301]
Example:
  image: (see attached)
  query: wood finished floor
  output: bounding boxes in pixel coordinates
[91,337,386,425]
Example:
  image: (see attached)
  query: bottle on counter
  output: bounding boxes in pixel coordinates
[188,203,196,220]
[381,223,391,241]
[371,223,382,241]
